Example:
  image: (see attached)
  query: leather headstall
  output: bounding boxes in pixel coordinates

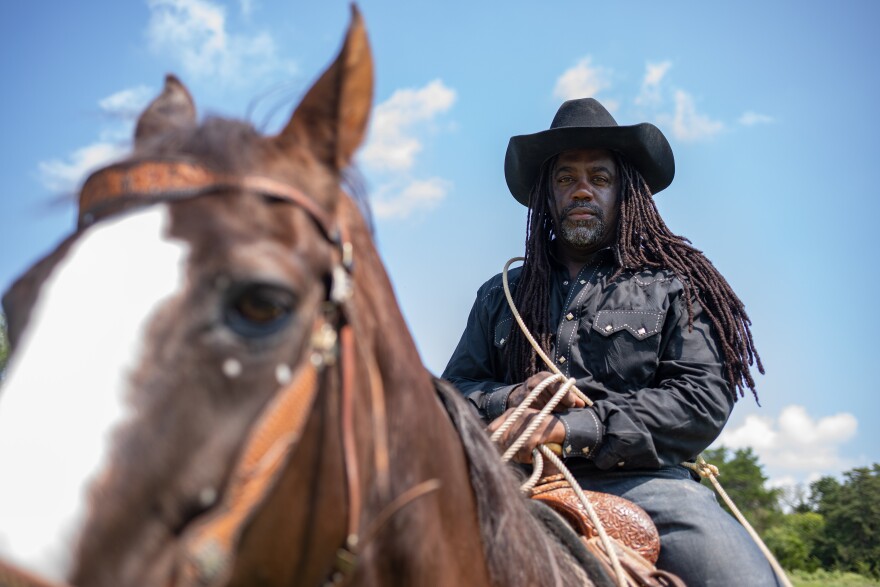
[0,159,362,587]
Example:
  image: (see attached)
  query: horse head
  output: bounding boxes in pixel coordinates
[0,9,440,586]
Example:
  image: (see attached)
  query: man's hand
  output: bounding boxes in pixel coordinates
[487,407,566,463]
[506,370,586,411]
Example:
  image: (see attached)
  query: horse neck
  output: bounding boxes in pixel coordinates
[336,197,493,585]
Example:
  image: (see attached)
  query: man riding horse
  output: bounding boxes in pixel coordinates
[443,97,779,585]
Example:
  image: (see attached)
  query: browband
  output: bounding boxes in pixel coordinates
[78,159,337,240]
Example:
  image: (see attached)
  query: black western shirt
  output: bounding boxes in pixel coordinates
[442,249,734,474]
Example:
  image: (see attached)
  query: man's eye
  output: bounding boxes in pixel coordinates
[593,176,609,185]
[557,176,573,184]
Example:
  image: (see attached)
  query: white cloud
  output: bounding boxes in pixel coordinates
[145,0,292,83]
[359,80,457,220]
[98,86,155,118]
[360,80,456,172]
[372,178,451,220]
[715,404,858,476]
[739,111,775,126]
[37,86,151,192]
[553,57,615,109]
[644,61,672,87]
[636,61,672,106]
[38,142,129,193]
[239,0,255,17]
[658,90,724,142]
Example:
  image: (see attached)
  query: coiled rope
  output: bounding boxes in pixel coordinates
[493,257,628,587]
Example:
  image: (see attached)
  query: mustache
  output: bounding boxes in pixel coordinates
[562,202,603,220]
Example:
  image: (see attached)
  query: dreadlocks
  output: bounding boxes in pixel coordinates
[508,153,763,401]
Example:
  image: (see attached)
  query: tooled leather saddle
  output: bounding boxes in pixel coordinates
[530,475,686,586]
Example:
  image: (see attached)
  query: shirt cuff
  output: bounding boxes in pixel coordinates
[558,408,604,459]
[481,384,518,421]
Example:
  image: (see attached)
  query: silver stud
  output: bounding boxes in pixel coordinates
[566,312,574,321]
[198,487,218,508]
[222,358,242,378]
[558,356,567,364]
[617,461,626,467]
[581,447,590,455]
[580,279,587,285]
[604,324,613,333]
[276,364,292,385]
[499,337,506,345]
[637,327,647,336]
[563,280,569,286]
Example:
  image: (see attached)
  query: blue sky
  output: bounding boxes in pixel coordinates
[1,0,878,488]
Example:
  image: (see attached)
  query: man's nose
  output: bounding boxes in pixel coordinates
[572,178,594,200]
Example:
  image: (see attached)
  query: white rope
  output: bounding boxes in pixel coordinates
[538,445,629,587]
[489,373,565,443]
[501,258,592,407]
[498,377,576,463]
[684,456,794,587]
[498,257,626,586]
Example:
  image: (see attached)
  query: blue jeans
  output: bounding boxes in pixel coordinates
[575,465,780,586]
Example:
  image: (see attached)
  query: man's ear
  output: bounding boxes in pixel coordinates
[273,5,373,173]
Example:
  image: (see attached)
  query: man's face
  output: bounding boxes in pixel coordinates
[550,149,619,252]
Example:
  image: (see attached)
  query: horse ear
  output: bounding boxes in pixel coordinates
[134,75,197,147]
[276,5,373,171]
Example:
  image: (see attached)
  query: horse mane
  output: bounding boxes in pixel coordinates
[433,378,603,587]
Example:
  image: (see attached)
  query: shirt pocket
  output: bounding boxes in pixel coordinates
[589,309,665,387]
[493,316,514,349]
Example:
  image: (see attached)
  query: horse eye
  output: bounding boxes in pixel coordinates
[225,283,295,337]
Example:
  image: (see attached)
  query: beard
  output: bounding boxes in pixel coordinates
[558,202,608,248]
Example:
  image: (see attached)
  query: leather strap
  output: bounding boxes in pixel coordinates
[78,159,336,240]
[178,321,327,586]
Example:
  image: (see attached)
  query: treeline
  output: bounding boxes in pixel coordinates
[703,447,880,579]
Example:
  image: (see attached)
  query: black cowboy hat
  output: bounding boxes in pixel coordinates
[504,98,675,206]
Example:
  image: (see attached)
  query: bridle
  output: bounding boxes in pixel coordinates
[0,159,369,587]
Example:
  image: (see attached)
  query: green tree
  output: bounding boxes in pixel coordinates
[764,511,825,572]
[701,446,783,534]
[810,465,880,578]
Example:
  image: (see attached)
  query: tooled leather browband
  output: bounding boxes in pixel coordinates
[78,159,336,240]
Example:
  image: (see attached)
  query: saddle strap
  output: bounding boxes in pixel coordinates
[584,538,686,587]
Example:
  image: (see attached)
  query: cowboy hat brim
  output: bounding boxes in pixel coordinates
[504,123,675,206]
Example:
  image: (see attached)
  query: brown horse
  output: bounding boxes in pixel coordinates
[0,10,609,587]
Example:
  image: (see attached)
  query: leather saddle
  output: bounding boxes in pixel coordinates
[530,475,686,586]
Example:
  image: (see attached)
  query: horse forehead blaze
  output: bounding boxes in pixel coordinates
[0,205,190,581]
